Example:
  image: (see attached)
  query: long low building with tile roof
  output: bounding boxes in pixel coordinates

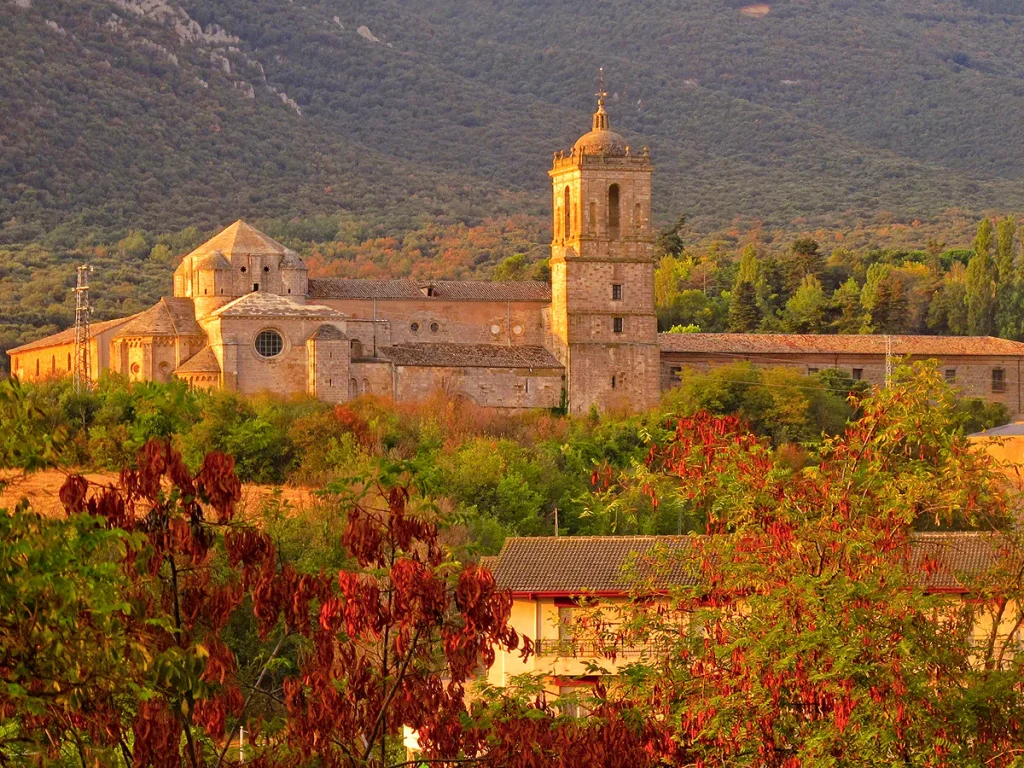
[483,533,1018,690]
[10,94,1024,414]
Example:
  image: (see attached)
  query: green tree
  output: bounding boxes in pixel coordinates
[966,219,997,336]
[995,217,1020,339]
[783,237,823,293]
[783,274,828,332]
[830,278,864,333]
[728,280,761,332]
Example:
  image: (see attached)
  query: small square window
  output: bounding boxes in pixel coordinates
[945,369,956,384]
[612,284,623,301]
[613,317,623,333]
[807,367,819,375]
[852,368,863,381]
[993,368,1006,393]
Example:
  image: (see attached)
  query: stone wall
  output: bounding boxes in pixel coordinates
[660,352,1024,417]
[318,298,550,348]
[394,364,563,410]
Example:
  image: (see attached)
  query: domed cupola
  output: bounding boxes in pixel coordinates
[572,91,629,158]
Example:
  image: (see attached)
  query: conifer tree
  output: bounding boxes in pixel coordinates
[966,218,997,336]
[830,278,864,334]
[995,216,1019,339]
[728,281,761,332]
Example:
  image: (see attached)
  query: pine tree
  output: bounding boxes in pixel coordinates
[831,278,864,334]
[995,217,1019,339]
[966,218,997,336]
[728,281,761,332]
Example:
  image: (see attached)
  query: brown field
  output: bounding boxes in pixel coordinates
[0,469,318,518]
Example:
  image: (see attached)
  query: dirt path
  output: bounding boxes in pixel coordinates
[0,469,318,517]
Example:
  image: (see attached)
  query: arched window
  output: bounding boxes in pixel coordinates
[563,187,571,240]
[589,201,597,233]
[362,378,370,395]
[607,184,620,239]
[634,202,643,232]
[36,359,40,377]
[349,378,359,398]
[51,355,55,373]
[67,353,71,370]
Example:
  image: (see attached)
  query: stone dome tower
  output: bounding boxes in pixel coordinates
[548,73,659,414]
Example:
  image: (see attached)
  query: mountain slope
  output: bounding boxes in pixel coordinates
[4,0,1024,238]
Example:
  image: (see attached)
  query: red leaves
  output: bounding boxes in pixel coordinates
[132,701,182,768]
[196,451,242,523]
[58,473,88,515]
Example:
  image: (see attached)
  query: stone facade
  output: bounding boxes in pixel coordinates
[11,100,1024,417]
[659,334,1024,418]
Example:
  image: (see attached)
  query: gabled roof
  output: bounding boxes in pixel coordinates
[308,279,551,302]
[7,315,139,353]
[658,333,1024,357]
[211,292,346,320]
[491,532,1013,596]
[112,298,203,339]
[381,343,562,369]
[174,346,220,375]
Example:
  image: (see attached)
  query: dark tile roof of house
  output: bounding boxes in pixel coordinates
[968,422,1024,438]
[8,315,139,353]
[491,532,1013,595]
[308,278,551,302]
[113,298,203,339]
[174,346,221,374]
[381,343,562,369]
[658,333,1024,357]
[308,323,348,341]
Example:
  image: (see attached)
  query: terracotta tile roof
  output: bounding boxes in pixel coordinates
[658,333,1024,357]
[112,298,203,339]
[492,533,1015,595]
[7,314,139,353]
[381,343,562,369]
[308,278,551,302]
[308,324,347,341]
[211,293,347,319]
[174,346,220,375]
[492,536,699,593]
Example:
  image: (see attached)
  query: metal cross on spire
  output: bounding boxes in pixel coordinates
[596,67,607,107]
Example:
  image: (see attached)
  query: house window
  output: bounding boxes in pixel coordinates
[263,265,270,273]
[612,284,623,301]
[852,368,863,381]
[240,266,248,273]
[410,322,420,334]
[430,322,440,333]
[993,368,1006,393]
[670,366,682,382]
[253,283,260,292]
[67,353,71,370]
[945,368,956,384]
[613,317,624,333]
[36,359,40,377]
[611,375,617,389]
[254,329,284,358]
[349,378,358,398]
[589,200,597,233]
[807,367,819,375]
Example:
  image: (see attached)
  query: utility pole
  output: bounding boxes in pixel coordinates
[73,264,93,393]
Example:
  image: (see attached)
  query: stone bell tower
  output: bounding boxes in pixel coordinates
[549,75,660,414]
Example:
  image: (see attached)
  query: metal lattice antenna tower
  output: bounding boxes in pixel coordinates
[73,264,93,393]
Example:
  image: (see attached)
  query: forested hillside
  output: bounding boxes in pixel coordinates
[6,0,1024,241]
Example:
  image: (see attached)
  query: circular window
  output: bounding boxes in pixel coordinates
[255,329,284,358]
[490,324,501,335]
[430,322,440,333]
[158,361,171,374]
[130,363,140,374]
[263,266,270,273]
[512,324,524,336]
[410,322,420,334]
[240,266,248,274]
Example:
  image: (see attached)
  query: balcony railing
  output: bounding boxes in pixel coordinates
[535,638,662,659]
